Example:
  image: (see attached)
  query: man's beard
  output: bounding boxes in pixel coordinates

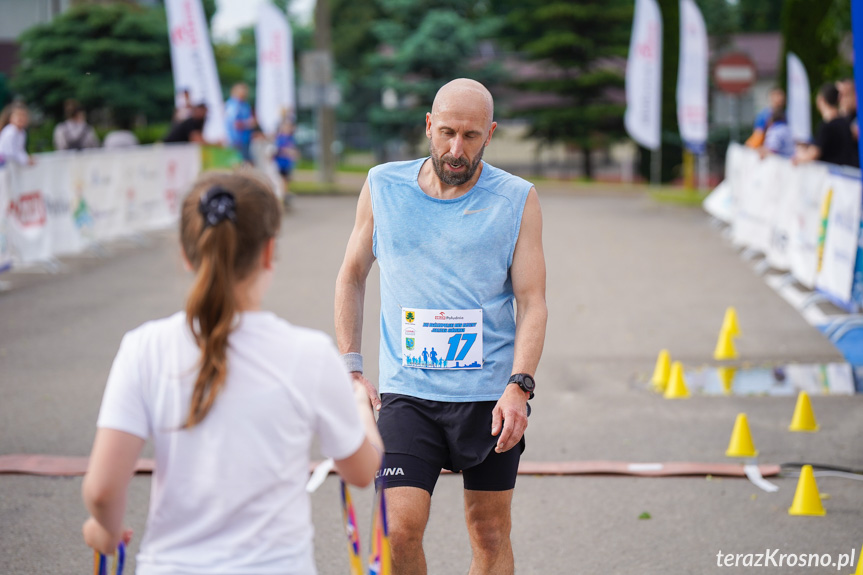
[429,141,485,186]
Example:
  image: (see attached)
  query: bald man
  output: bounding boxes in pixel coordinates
[335,79,547,574]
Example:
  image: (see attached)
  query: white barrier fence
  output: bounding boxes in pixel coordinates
[704,143,863,313]
[0,144,201,271]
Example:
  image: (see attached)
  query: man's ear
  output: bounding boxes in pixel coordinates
[426,112,433,139]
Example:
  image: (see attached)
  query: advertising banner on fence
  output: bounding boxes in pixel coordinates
[676,0,708,153]
[165,0,227,143]
[787,53,812,143]
[789,164,831,289]
[625,0,663,150]
[815,173,863,308]
[0,168,11,273]
[6,163,53,264]
[256,2,295,136]
[720,143,835,290]
[1,145,200,267]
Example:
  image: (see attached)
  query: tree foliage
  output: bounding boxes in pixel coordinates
[780,0,851,132]
[12,3,173,125]
[496,0,633,178]
[366,0,504,147]
[737,0,783,33]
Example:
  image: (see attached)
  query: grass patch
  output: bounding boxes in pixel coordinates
[649,187,709,206]
[290,180,357,195]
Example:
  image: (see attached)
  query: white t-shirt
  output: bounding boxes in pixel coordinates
[97,311,364,575]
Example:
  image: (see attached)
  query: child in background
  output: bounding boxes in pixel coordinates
[0,103,34,166]
[82,172,382,574]
[274,118,299,208]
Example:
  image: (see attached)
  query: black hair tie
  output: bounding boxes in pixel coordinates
[198,186,237,228]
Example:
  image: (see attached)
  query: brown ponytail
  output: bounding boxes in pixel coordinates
[180,172,281,428]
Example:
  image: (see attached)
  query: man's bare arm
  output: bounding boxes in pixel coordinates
[492,187,548,452]
[334,179,380,408]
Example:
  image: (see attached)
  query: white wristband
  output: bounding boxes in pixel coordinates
[342,352,363,373]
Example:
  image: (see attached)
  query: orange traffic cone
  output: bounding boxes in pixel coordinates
[789,391,819,432]
[788,465,826,516]
[651,349,671,392]
[663,361,690,399]
[725,413,758,457]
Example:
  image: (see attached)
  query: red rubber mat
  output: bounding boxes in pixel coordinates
[0,454,779,478]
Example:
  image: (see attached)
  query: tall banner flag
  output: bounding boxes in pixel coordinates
[256,2,296,135]
[676,0,708,153]
[787,53,812,143]
[165,0,227,143]
[625,0,663,151]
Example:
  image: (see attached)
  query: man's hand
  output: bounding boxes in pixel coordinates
[491,384,529,453]
[351,371,381,411]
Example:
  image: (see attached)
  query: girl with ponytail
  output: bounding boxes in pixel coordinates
[82,172,383,574]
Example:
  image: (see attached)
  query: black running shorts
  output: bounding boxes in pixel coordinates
[375,393,526,495]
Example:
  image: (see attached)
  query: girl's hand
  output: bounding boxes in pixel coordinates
[83,517,132,556]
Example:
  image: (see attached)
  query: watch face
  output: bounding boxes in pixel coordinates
[522,375,536,391]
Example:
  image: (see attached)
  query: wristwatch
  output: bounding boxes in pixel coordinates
[508,373,535,400]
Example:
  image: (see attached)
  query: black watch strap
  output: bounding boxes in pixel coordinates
[508,373,535,399]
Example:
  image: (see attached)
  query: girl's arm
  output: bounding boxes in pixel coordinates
[82,429,146,554]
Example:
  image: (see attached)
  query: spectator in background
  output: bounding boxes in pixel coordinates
[746,87,786,149]
[0,102,35,166]
[225,83,256,162]
[761,111,795,159]
[173,89,193,123]
[103,117,139,149]
[53,100,100,151]
[164,103,207,144]
[795,83,859,168]
[837,78,858,140]
[274,117,299,205]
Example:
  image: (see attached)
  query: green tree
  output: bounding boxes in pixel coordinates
[12,3,173,125]
[367,0,504,150]
[779,0,852,132]
[737,0,783,32]
[330,0,384,125]
[496,0,633,179]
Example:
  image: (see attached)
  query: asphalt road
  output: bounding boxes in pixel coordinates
[1,182,860,574]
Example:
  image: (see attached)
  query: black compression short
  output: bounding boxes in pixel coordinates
[375,393,526,495]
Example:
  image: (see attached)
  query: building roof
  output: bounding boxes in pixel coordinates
[713,33,783,80]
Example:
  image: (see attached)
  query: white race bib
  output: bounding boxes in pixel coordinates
[402,308,483,369]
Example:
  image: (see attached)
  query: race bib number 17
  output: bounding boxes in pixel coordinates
[402,308,483,370]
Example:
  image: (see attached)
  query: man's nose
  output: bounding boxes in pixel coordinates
[449,135,464,159]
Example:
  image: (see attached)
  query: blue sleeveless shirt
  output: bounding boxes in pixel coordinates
[369,158,533,402]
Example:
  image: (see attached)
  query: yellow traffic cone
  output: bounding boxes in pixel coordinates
[789,391,819,432]
[725,413,758,457]
[651,349,671,392]
[721,307,741,337]
[713,326,738,360]
[718,366,736,395]
[788,464,826,516]
[664,361,690,399]
[850,543,862,575]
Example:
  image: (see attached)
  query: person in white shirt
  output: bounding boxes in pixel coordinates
[0,104,34,166]
[82,172,383,574]
[53,100,100,151]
